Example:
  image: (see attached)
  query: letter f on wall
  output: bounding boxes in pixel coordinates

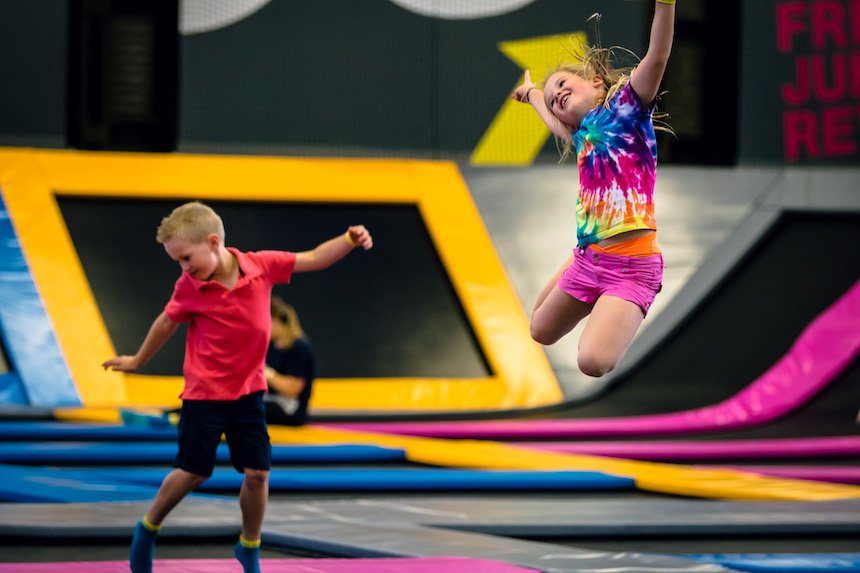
[471,32,588,166]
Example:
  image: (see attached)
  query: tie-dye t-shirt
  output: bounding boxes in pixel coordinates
[573,81,657,247]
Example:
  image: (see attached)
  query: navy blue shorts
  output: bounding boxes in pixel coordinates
[174,391,271,477]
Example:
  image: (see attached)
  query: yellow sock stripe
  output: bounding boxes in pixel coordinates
[141,515,161,532]
[239,536,261,548]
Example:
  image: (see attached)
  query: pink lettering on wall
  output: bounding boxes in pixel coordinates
[777,2,808,52]
[776,0,860,161]
[812,0,848,49]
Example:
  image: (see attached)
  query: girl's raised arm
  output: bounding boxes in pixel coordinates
[513,70,573,141]
[630,0,676,108]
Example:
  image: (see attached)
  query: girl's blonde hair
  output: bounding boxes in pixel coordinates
[156,201,225,244]
[548,14,671,162]
[271,295,304,348]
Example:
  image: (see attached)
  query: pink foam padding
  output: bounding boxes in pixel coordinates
[0,558,538,572]
[327,279,860,439]
[714,466,860,485]
[525,436,860,460]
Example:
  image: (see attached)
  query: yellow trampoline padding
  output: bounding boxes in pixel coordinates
[122,374,517,411]
[54,407,124,424]
[268,425,860,502]
[0,150,126,406]
[0,147,561,412]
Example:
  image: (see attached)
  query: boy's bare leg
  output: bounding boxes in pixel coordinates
[147,468,208,524]
[239,469,269,539]
[235,469,269,573]
[131,468,206,573]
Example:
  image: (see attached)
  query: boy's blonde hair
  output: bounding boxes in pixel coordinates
[156,201,225,244]
[548,14,671,162]
[271,295,304,347]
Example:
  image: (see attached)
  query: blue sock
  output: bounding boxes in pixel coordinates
[130,519,159,573]
[234,538,262,573]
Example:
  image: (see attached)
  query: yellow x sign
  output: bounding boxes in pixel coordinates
[470,31,588,166]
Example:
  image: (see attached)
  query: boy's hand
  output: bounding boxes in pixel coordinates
[347,225,373,250]
[102,355,139,372]
[512,70,538,103]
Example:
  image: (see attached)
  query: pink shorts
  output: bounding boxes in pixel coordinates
[558,246,664,316]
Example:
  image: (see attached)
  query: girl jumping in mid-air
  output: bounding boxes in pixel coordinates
[513,0,676,377]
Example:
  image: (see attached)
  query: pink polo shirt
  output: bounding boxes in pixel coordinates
[164,247,296,400]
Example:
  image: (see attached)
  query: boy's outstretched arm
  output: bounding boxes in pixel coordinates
[102,311,179,372]
[630,0,676,107]
[513,70,572,140]
[293,225,373,273]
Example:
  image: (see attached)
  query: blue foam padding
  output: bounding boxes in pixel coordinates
[0,442,407,464]
[0,442,179,463]
[677,553,860,572]
[0,463,161,503]
[0,421,178,441]
[0,192,79,406]
[0,373,26,405]
[71,467,635,491]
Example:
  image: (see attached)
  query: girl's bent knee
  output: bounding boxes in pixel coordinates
[530,324,560,346]
[577,353,616,378]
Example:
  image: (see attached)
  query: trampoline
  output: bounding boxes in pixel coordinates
[2,154,860,571]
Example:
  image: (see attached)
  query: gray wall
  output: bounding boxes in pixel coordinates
[0,0,67,147]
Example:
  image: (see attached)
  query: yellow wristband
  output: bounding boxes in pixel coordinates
[656,0,675,4]
[344,230,356,247]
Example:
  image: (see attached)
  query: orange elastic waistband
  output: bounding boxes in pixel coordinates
[590,232,661,257]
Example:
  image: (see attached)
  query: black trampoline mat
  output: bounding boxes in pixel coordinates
[58,197,489,379]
